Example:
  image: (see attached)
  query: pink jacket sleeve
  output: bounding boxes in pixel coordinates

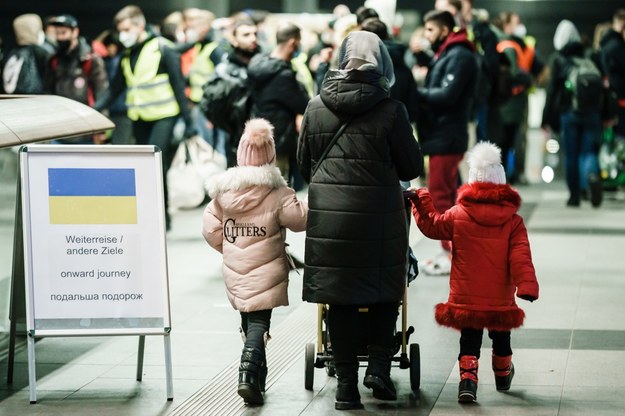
[202,199,224,253]
[277,188,308,232]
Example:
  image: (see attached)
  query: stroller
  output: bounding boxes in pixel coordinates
[303,289,421,392]
[304,198,421,392]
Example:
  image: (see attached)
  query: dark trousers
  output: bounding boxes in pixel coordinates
[560,111,601,197]
[328,302,399,368]
[428,153,464,252]
[499,123,521,179]
[240,309,272,355]
[459,328,512,359]
[133,116,178,223]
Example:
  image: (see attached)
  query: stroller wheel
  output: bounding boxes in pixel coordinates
[410,343,421,392]
[305,343,315,390]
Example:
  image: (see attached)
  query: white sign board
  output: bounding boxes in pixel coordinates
[20,145,171,336]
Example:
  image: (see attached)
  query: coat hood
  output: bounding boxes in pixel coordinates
[553,19,580,51]
[320,69,390,114]
[207,165,287,212]
[247,53,289,86]
[337,31,395,86]
[435,28,475,58]
[320,31,394,115]
[13,14,42,46]
[456,182,521,226]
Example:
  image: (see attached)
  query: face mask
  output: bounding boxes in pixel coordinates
[119,30,139,48]
[56,40,72,54]
[37,31,45,46]
[431,36,445,53]
[185,29,199,43]
[513,24,527,38]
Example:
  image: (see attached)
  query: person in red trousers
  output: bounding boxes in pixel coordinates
[407,141,539,403]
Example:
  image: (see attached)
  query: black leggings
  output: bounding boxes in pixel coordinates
[327,302,399,365]
[459,328,512,359]
[240,309,272,355]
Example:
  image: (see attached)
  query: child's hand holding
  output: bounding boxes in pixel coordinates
[406,187,428,204]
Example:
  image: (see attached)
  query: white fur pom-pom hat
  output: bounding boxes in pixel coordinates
[467,142,507,185]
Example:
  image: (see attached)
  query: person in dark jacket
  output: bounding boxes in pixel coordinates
[542,20,603,208]
[45,14,109,144]
[297,31,424,411]
[360,17,419,123]
[216,15,260,167]
[416,10,478,275]
[99,30,133,144]
[248,22,309,185]
[2,14,50,95]
[600,9,625,138]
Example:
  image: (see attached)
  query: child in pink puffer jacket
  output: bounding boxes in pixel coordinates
[202,118,307,406]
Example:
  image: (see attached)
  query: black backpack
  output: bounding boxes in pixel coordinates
[565,57,603,113]
[199,66,251,136]
[2,46,45,94]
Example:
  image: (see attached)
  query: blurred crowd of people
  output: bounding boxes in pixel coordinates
[1,2,623,409]
[0,2,623,226]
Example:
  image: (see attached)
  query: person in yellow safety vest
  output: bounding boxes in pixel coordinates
[492,12,544,184]
[95,5,197,231]
[291,51,314,99]
[180,8,227,151]
[184,8,221,103]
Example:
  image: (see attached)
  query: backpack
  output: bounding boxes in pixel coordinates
[566,57,603,113]
[199,67,251,136]
[2,47,44,94]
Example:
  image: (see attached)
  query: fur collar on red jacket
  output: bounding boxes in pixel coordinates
[457,182,521,207]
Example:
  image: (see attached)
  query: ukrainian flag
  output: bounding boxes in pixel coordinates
[48,168,138,224]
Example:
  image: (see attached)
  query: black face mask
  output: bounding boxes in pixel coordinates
[431,36,445,53]
[56,40,72,54]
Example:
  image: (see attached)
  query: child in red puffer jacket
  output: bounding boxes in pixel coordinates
[407,142,539,404]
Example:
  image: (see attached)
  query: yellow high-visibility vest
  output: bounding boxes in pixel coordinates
[189,41,219,103]
[291,52,314,98]
[122,37,180,121]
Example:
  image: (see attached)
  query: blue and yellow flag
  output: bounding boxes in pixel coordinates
[48,168,137,224]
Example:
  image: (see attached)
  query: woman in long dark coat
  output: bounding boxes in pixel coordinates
[297,30,424,410]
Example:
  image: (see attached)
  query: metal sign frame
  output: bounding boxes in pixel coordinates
[13,144,173,403]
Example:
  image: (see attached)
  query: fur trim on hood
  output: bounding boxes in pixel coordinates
[207,165,287,199]
[457,182,521,207]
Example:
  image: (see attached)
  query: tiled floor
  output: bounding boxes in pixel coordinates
[1,180,625,415]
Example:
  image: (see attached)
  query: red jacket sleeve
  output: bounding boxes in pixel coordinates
[509,215,539,300]
[410,189,454,241]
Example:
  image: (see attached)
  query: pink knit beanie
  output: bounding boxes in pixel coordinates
[236,118,276,167]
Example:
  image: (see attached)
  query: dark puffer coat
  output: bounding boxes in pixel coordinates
[248,53,310,154]
[297,31,424,305]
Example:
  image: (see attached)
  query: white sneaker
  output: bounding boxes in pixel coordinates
[421,252,451,276]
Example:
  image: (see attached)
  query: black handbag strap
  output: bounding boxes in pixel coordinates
[312,118,351,177]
